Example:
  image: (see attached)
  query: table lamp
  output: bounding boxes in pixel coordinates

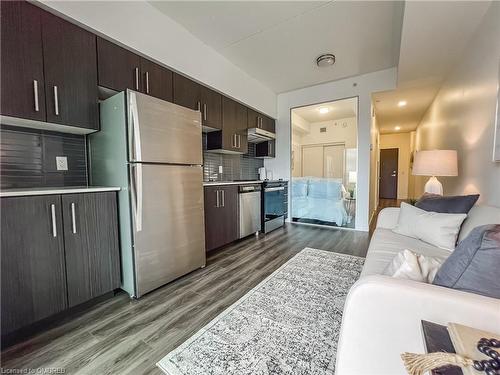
[412,150,458,195]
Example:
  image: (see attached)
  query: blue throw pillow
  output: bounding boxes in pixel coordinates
[433,224,500,299]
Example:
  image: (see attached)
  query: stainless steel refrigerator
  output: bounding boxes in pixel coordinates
[89,90,205,298]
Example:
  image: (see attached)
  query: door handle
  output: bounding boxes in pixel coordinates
[50,204,57,238]
[53,86,59,116]
[145,71,150,94]
[131,163,143,232]
[197,101,201,111]
[268,142,272,155]
[135,67,140,90]
[221,190,225,207]
[216,190,220,208]
[33,80,39,112]
[203,103,207,121]
[71,202,77,234]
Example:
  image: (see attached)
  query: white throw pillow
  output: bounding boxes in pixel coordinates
[393,202,467,251]
[382,249,445,283]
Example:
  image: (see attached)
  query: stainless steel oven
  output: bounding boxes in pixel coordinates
[262,180,288,233]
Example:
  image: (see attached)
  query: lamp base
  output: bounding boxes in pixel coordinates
[424,176,443,195]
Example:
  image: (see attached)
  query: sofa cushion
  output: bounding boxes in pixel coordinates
[433,224,500,299]
[393,203,467,251]
[361,228,450,278]
[416,193,479,214]
[459,205,500,242]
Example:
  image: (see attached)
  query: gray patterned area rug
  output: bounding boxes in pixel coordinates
[157,248,364,375]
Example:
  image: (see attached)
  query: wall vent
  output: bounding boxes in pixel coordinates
[320,127,327,133]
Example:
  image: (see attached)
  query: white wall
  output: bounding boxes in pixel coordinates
[299,117,357,148]
[265,68,398,231]
[414,2,500,207]
[369,111,380,225]
[39,1,277,117]
[380,132,412,200]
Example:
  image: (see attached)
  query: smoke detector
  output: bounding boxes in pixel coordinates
[316,54,335,67]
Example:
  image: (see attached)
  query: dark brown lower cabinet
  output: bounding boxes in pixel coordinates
[1,192,120,337]
[204,185,238,251]
[1,195,67,335]
[61,192,120,307]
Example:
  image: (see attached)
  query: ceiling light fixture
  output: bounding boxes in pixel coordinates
[398,100,407,107]
[316,53,336,67]
[395,126,401,131]
[318,107,329,114]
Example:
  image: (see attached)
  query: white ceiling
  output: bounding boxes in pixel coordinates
[293,97,357,123]
[373,1,491,134]
[150,1,404,93]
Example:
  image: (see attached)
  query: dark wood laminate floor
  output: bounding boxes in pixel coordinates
[1,223,369,375]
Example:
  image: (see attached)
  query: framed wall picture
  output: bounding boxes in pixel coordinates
[493,62,500,162]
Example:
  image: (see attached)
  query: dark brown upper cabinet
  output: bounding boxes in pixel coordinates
[42,11,98,130]
[0,1,46,122]
[207,96,247,153]
[173,73,222,130]
[97,37,173,102]
[247,108,275,133]
[97,37,141,92]
[140,58,173,102]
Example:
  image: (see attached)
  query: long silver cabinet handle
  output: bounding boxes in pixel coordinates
[197,101,201,111]
[71,202,77,234]
[33,80,39,112]
[145,71,150,94]
[203,103,207,121]
[237,135,240,148]
[135,67,140,90]
[221,190,225,207]
[53,86,59,116]
[216,190,220,208]
[50,204,57,238]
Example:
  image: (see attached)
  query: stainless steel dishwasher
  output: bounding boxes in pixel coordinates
[239,184,262,238]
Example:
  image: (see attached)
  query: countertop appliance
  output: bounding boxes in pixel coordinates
[262,180,288,233]
[89,90,205,298]
[239,184,262,239]
[258,167,267,181]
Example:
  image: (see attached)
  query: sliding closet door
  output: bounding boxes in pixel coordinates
[302,146,323,177]
[323,144,345,180]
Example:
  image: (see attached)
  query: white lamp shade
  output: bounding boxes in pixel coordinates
[348,171,357,183]
[412,150,458,176]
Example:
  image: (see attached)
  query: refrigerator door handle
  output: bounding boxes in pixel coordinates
[129,92,142,162]
[131,163,143,232]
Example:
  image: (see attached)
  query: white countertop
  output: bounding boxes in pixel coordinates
[0,186,121,197]
[203,180,263,186]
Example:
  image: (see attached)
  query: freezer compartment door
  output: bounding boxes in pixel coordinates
[128,90,202,164]
[130,164,205,297]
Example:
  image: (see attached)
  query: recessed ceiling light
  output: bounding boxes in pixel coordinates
[395,126,401,131]
[318,107,329,114]
[398,100,407,107]
[316,54,336,67]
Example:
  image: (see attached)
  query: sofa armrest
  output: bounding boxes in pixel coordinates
[376,207,400,229]
[335,275,500,375]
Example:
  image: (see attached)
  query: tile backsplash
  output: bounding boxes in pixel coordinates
[0,125,87,189]
[202,134,263,181]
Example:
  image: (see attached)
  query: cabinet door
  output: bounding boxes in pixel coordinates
[42,12,98,130]
[1,196,67,335]
[61,192,120,307]
[141,58,173,102]
[204,186,238,251]
[0,1,46,121]
[173,73,202,111]
[97,37,141,92]
[262,115,276,133]
[221,96,248,153]
[247,108,260,129]
[200,86,222,130]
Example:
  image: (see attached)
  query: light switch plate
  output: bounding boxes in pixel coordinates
[218,165,223,174]
[56,156,68,171]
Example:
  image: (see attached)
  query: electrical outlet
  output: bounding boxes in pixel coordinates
[218,165,223,174]
[56,156,68,171]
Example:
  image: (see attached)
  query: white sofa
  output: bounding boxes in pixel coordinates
[335,205,500,375]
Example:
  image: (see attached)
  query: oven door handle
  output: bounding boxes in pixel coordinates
[265,187,285,192]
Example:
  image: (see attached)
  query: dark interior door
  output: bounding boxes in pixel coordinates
[1,195,67,335]
[0,1,46,121]
[42,11,98,130]
[61,192,120,307]
[379,148,398,199]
